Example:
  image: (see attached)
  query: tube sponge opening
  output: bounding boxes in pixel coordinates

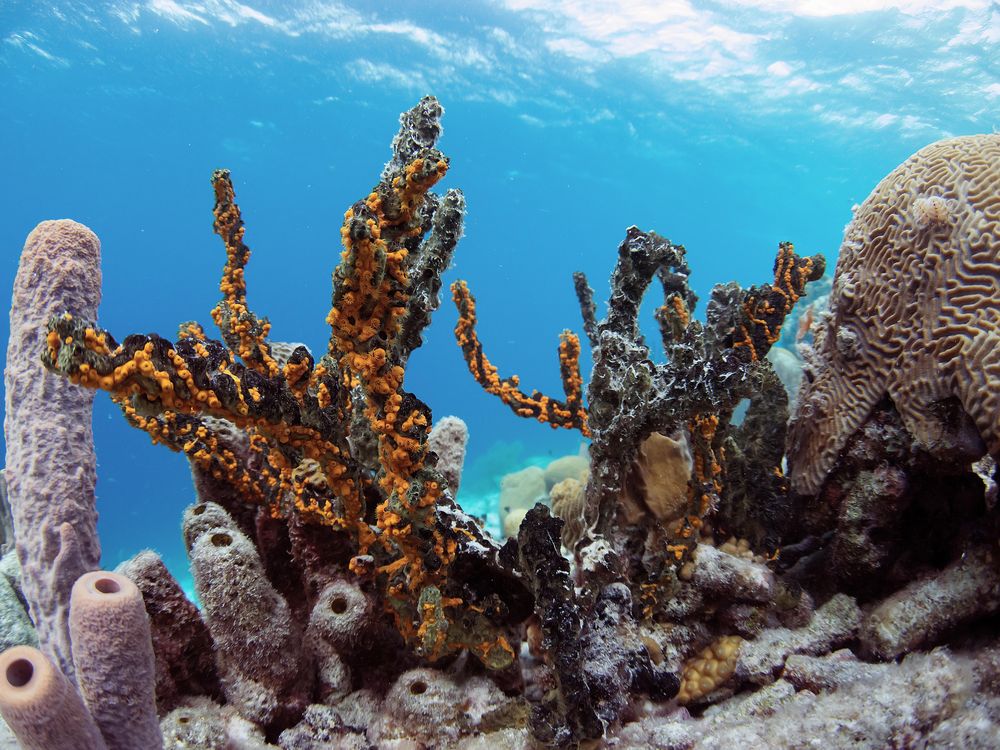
[91,577,121,595]
[70,571,162,750]
[309,579,373,650]
[182,502,237,551]
[5,657,33,687]
[0,644,107,750]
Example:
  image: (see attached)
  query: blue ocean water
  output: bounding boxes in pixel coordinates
[1,1,996,580]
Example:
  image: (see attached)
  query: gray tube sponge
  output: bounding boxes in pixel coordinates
[5,220,103,680]
[428,415,469,497]
[377,667,466,744]
[373,668,522,745]
[308,579,373,650]
[182,501,240,551]
[0,644,107,750]
[184,504,308,725]
[160,697,273,750]
[69,571,162,750]
[306,580,375,702]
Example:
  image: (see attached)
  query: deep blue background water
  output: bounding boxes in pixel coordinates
[1,1,996,579]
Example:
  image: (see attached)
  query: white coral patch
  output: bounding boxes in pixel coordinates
[911,196,952,228]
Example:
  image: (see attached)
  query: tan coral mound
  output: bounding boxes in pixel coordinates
[632,431,692,522]
[788,134,1000,495]
[550,477,586,549]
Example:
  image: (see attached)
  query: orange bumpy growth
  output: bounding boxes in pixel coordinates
[324,156,506,660]
[211,171,281,379]
[451,280,589,435]
[329,157,446,527]
[731,242,819,362]
[53,315,361,531]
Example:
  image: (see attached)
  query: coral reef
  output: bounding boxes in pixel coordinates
[2,103,999,750]
[461,228,822,744]
[0,97,534,745]
[449,132,999,748]
[580,236,820,560]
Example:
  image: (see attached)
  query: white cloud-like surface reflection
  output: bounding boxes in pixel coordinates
[5,0,996,139]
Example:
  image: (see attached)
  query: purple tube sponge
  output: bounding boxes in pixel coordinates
[69,571,162,750]
[0,645,107,750]
[4,220,103,680]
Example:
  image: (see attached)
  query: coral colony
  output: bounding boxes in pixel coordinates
[0,97,998,749]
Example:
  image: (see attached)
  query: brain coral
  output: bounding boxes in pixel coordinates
[787,134,1000,495]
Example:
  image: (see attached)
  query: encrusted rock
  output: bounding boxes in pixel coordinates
[860,543,1000,659]
[689,543,775,603]
[735,593,861,686]
[781,649,885,692]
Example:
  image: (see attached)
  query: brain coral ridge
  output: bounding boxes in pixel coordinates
[788,134,1000,495]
